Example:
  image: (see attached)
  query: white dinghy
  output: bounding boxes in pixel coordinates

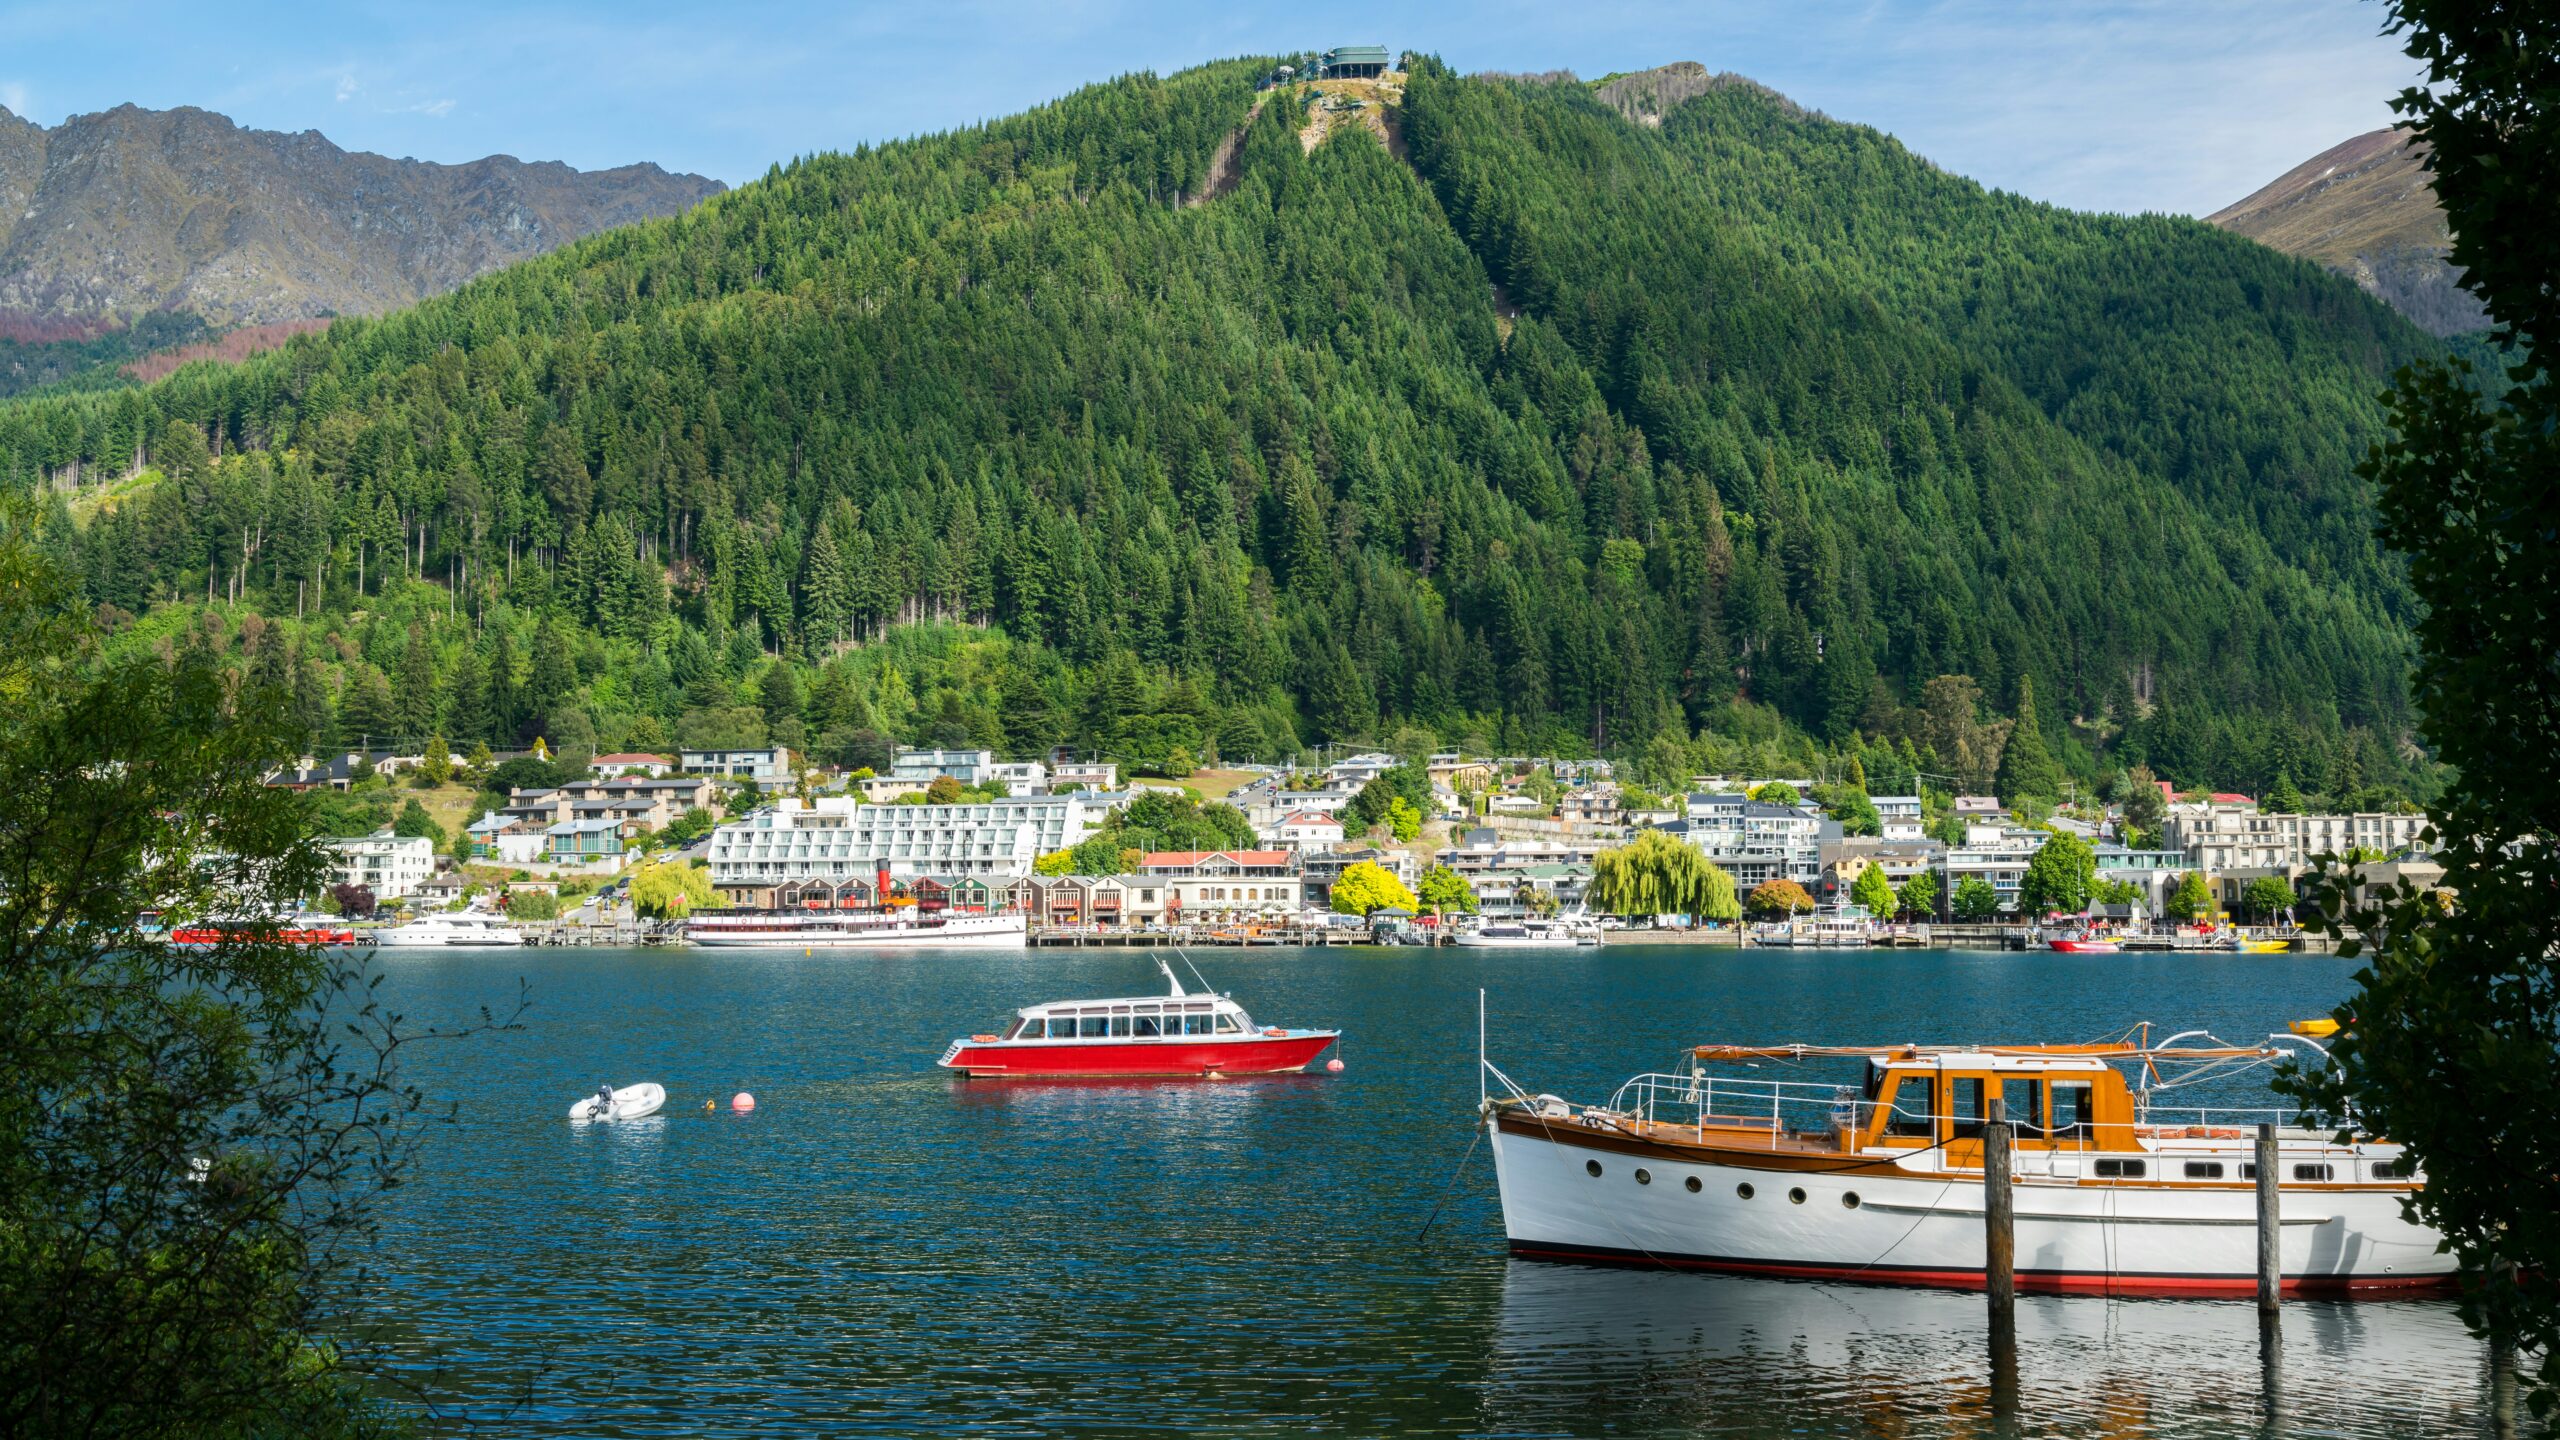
[568,1083,666,1123]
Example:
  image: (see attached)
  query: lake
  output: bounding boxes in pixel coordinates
[364,945,2509,1437]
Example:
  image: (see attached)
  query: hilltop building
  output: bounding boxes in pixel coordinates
[1315,45,1392,79]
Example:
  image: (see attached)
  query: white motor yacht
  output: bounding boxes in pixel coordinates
[374,911,528,948]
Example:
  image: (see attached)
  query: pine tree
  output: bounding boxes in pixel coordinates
[802,526,852,647]
[758,663,800,731]
[446,644,494,743]
[1001,663,1059,758]
[486,628,522,743]
[393,623,439,743]
[1994,675,2062,805]
[527,617,575,724]
[2262,771,2306,815]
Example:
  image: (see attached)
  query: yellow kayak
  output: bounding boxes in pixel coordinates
[2289,1017,2341,1038]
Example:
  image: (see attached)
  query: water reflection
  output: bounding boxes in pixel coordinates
[1487,1260,2495,1438]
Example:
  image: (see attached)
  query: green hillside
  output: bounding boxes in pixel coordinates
[0,57,2445,800]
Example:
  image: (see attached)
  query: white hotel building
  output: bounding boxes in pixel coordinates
[705,794,1100,906]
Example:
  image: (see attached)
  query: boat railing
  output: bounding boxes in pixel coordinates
[1599,1071,1907,1149]
[2130,1103,2308,1133]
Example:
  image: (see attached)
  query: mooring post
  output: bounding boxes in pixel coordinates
[1984,1093,2017,1418]
[1985,1094,2016,1310]
[2256,1121,2281,1313]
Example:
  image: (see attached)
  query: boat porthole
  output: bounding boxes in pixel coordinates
[1586,1160,1603,1178]
[1634,1167,1651,1185]
[1736,1183,1755,1200]
[1685,1176,1702,1194]
[1842,1192,1861,1209]
[1788,1187,1807,1205]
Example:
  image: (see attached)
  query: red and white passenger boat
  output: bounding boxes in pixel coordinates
[1485,1026,2451,1296]
[151,912,357,948]
[938,959,1340,1079]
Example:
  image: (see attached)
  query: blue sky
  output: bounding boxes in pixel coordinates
[0,1,2419,217]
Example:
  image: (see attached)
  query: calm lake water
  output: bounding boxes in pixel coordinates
[363,945,2512,1437]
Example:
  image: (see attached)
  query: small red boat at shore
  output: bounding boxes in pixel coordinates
[938,959,1340,1079]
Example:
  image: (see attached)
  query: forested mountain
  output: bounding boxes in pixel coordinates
[0,58,2451,802]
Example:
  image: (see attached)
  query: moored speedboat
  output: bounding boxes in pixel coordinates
[1484,1027,2450,1296]
[938,958,1340,1078]
[2047,934,2121,953]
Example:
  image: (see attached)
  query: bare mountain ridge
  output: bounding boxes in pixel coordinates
[0,102,722,329]
[2207,127,2485,338]
[1591,61,1812,127]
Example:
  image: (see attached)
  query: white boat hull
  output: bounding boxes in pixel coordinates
[686,913,1028,949]
[1489,1120,2455,1295]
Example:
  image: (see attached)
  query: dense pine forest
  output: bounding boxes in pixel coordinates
[0,57,2453,802]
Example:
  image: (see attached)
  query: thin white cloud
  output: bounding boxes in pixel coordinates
[397,97,456,118]
[334,73,357,102]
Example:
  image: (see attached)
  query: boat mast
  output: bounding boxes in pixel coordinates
[1156,954,1187,997]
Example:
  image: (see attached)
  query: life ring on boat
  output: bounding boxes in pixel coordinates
[1264,1027,1286,1036]
[971,1034,1000,1043]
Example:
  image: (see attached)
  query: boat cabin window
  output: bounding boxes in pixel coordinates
[2372,1159,2414,1180]
[1133,1014,1162,1037]
[1008,1018,1038,1040]
[1947,1077,1988,1139]
[2184,1161,2225,1179]
[2048,1080,2096,1141]
[1079,1016,1109,1038]
[2094,1159,2147,1179]
[2000,1079,2039,1136]
[1183,1013,1213,1036]
[1214,1013,1241,1034]
[1868,1070,1934,1139]
[1110,1015,1132,1037]
[2292,1163,2333,1182]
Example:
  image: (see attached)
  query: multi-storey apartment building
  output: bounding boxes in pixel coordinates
[322,829,436,900]
[890,747,997,786]
[679,747,795,785]
[705,794,1099,905]
[1944,826,2051,912]
[1668,795,1824,888]
[2161,806,2430,872]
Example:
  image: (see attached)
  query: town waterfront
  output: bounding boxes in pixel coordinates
[369,946,2506,1437]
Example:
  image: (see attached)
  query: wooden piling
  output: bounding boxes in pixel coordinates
[1984,1093,2017,1418]
[2255,1122,2281,1312]
[1984,1095,2015,1314]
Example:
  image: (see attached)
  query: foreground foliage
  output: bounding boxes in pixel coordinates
[0,510,487,1434]
[2282,0,2560,1412]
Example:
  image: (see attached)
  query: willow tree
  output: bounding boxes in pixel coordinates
[1588,831,1739,922]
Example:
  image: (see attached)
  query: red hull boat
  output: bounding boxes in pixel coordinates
[939,959,1340,1079]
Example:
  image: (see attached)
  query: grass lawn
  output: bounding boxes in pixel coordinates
[1182,768,1256,802]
